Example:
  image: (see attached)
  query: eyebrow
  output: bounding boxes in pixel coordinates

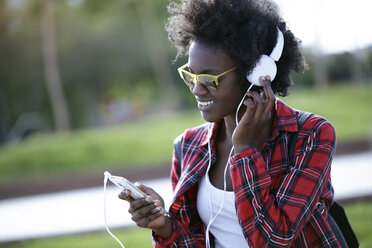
[188,66,219,75]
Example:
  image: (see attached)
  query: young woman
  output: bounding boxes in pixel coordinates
[119,0,340,247]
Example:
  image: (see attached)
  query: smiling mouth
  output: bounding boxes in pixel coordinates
[197,100,214,107]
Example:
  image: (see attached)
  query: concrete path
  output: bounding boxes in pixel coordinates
[0,151,371,243]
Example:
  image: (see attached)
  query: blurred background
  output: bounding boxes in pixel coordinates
[0,0,371,247]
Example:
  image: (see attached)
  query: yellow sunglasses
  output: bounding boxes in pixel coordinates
[177,63,237,92]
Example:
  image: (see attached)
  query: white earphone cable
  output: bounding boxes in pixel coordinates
[104,175,125,248]
[235,83,254,126]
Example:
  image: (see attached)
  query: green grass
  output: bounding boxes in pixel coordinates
[344,201,372,247]
[3,228,154,248]
[3,201,371,248]
[0,84,372,183]
[282,83,372,141]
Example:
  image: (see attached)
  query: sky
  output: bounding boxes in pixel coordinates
[274,0,372,54]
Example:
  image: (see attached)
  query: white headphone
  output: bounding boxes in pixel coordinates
[246,27,284,86]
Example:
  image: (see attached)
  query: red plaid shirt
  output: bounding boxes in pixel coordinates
[153,99,340,247]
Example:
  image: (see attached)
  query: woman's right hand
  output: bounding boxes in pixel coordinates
[118,183,172,238]
[232,76,275,153]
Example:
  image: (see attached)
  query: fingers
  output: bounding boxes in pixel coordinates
[135,183,155,195]
[130,198,160,218]
[118,183,166,229]
[259,75,274,97]
[259,76,275,113]
[235,94,256,128]
[240,75,274,123]
[118,189,135,202]
[117,183,152,202]
[129,197,165,228]
[135,210,164,228]
[129,195,153,213]
[246,91,265,120]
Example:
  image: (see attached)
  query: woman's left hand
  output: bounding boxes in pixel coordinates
[232,76,275,153]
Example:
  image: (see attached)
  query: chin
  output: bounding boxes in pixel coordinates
[200,111,220,123]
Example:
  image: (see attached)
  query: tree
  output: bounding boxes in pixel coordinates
[41,0,70,131]
[326,52,356,83]
[134,0,179,107]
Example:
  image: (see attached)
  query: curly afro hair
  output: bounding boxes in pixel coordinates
[166,0,308,96]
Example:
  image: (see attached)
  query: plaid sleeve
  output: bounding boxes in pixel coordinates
[152,133,206,248]
[152,213,206,248]
[229,118,338,247]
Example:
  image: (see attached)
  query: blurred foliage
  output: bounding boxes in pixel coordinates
[291,47,372,88]
[327,52,357,82]
[0,0,372,145]
[0,0,187,140]
[290,49,316,87]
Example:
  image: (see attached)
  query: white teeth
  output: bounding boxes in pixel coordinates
[198,100,214,106]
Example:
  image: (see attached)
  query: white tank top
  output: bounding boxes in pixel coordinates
[197,174,249,248]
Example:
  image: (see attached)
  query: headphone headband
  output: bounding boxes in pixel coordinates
[269,27,284,61]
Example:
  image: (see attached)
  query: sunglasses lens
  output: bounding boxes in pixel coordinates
[181,71,194,88]
[198,76,217,92]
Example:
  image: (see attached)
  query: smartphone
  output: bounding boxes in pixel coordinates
[104,171,163,213]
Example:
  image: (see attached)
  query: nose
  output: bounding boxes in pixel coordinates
[191,78,208,96]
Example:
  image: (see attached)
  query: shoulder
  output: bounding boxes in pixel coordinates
[295,111,336,150]
[297,111,335,136]
[173,122,211,147]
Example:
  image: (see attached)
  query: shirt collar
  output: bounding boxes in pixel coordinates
[200,121,220,148]
[273,98,299,133]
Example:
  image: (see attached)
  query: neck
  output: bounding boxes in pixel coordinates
[222,116,235,143]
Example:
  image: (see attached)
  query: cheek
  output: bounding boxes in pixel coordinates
[219,75,245,102]
[217,88,245,113]
[221,80,245,103]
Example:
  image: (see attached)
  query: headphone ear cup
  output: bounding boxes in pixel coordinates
[246,55,277,86]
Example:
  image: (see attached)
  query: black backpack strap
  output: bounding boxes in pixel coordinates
[328,212,349,248]
[288,111,312,160]
[329,202,359,248]
[288,111,358,248]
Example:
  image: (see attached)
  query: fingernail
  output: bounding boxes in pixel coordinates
[154,200,160,206]
[146,196,152,202]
